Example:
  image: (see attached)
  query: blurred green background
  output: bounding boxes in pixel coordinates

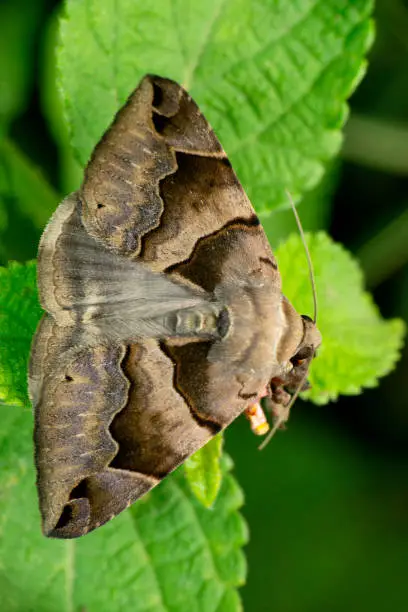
[1,0,407,610]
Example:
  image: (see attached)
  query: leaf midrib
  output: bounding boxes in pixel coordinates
[182,0,229,90]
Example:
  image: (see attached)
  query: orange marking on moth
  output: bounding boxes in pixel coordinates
[245,402,270,436]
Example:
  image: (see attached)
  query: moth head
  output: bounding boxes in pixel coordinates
[295,314,322,361]
[285,314,321,390]
[259,315,321,451]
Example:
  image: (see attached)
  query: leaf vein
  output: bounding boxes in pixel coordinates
[228,41,353,155]
[183,0,229,89]
[128,510,167,611]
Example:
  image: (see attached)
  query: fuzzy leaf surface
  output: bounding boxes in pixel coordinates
[59,0,374,213]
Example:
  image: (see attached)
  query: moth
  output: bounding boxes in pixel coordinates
[29,75,321,538]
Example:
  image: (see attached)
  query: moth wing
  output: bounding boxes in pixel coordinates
[80,74,260,270]
[30,318,215,537]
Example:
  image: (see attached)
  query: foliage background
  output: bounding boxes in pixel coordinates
[1,0,408,610]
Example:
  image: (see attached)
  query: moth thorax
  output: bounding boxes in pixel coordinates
[167,303,226,338]
[169,305,224,338]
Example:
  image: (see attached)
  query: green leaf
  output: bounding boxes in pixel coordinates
[0,138,59,232]
[0,262,42,406]
[185,434,224,508]
[274,232,406,404]
[59,0,374,213]
[0,404,247,611]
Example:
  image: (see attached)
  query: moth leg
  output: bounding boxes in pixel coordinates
[264,391,291,429]
[245,403,270,436]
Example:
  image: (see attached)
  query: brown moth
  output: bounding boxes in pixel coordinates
[29,75,322,539]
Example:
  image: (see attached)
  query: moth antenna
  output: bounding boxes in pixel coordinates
[258,193,318,450]
[258,368,310,451]
[285,190,318,324]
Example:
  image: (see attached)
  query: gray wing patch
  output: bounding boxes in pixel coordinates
[38,193,222,342]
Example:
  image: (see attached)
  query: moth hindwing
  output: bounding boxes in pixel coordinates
[29,75,321,539]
